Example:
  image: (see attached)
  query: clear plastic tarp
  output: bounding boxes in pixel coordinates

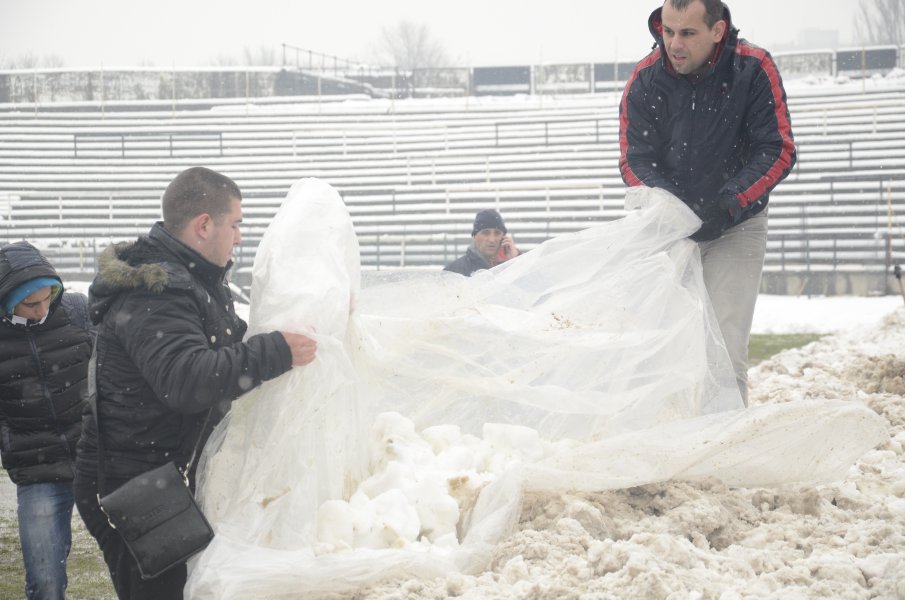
[186,179,885,599]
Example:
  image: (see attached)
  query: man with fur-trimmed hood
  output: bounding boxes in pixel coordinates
[73,167,319,599]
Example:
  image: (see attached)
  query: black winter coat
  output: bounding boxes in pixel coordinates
[444,247,492,277]
[0,241,93,486]
[76,223,292,486]
[619,5,796,241]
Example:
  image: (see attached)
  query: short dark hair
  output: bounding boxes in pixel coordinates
[667,0,726,28]
[161,167,242,233]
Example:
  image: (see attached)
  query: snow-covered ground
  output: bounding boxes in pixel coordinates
[751,294,904,334]
[350,299,905,599]
[63,276,904,338]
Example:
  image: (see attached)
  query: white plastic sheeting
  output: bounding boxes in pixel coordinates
[186,179,886,599]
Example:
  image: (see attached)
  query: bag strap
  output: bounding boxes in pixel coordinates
[91,338,212,495]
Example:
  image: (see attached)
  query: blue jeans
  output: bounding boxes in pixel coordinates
[17,481,74,600]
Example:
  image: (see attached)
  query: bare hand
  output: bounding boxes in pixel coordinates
[280,332,317,366]
[500,235,520,259]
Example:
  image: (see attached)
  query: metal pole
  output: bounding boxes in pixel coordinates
[172,64,176,117]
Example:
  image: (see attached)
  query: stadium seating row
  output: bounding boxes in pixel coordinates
[1,80,904,295]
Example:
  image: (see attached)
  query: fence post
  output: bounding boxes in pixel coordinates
[832,238,838,273]
[171,65,176,117]
[780,236,786,273]
[376,234,381,269]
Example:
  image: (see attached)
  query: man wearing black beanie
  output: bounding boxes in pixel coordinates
[444,209,520,276]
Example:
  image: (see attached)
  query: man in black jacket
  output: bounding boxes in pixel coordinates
[445,209,520,276]
[0,241,93,600]
[73,167,318,599]
[619,0,796,404]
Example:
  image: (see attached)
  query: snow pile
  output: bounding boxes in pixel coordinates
[354,309,905,599]
[313,413,567,555]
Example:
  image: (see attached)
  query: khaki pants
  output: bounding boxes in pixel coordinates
[698,210,768,406]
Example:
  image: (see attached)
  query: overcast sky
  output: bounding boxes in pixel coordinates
[2,0,859,69]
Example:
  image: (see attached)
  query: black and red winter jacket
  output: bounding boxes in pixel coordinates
[619,4,796,241]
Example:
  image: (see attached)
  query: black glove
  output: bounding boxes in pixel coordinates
[719,193,743,224]
[690,219,724,242]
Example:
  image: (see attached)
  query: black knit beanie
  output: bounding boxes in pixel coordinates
[471,209,507,236]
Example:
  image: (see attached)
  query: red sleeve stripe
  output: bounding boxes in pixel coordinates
[734,43,796,207]
[619,50,661,188]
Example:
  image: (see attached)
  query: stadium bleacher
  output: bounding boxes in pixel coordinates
[1,79,904,295]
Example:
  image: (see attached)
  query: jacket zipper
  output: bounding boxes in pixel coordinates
[28,329,74,462]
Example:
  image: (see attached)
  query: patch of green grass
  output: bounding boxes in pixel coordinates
[749,333,824,366]
[0,492,115,600]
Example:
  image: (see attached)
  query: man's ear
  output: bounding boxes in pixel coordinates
[712,19,727,42]
[191,213,213,241]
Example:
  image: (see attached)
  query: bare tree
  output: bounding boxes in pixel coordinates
[0,53,67,69]
[242,46,278,66]
[207,46,278,67]
[855,0,905,46]
[373,20,449,71]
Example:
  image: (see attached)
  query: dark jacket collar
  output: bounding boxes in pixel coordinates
[89,222,232,324]
[466,246,492,270]
[147,222,232,290]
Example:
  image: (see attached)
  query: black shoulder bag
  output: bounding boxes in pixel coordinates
[95,394,215,580]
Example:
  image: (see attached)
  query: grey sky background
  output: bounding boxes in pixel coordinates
[2,0,859,69]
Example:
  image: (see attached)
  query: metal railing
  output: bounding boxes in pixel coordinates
[72,131,224,158]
